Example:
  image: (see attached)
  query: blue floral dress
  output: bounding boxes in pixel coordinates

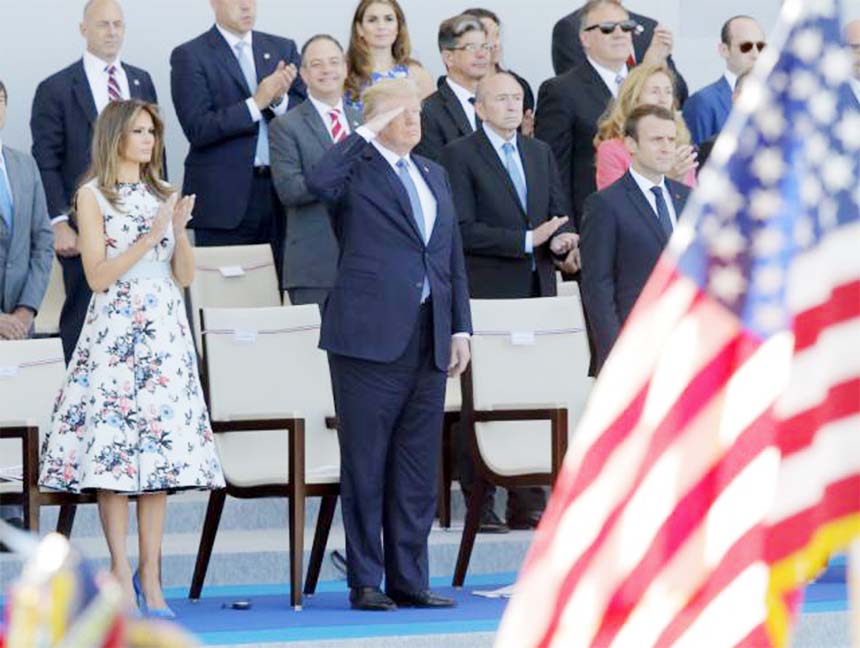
[344,63,410,111]
[39,180,224,494]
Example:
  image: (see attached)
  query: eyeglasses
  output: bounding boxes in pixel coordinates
[448,43,492,53]
[583,20,640,35]
[738,41,766,53]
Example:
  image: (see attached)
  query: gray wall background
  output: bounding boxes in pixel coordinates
[1,0,854,185]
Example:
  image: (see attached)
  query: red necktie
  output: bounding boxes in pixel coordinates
[627,52,636,68]
[328,108,346,143]
[107,65,122,102]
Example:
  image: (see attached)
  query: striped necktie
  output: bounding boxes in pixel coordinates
[328,108,346,143]
[106,65,122,102]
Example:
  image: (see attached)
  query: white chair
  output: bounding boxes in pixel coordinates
[453,296,593,586]
[33,257,65,337]
[0,338,90,534]
[190,305,339,609]
[188,245,281,351]
[556,271,581,299]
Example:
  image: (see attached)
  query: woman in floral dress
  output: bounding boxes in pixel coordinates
[39,100,224,616]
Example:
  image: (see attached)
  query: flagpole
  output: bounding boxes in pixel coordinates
[851,539,860,647]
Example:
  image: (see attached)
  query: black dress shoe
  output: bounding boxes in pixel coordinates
[507,510,542,530]
[349,587,397,611]
[478,509,509,534]
[387,589,456,608]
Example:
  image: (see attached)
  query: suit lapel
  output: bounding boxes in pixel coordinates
[304,101,335,149]
[474,129,526,218]
[344,105,363,132]
[366,147,424,244]
[582,62,613,106]
[416,159,448,244]
[71,60,98,124]
[4,150,26,252]
[717,77,733,117]
[667,179,688,223]
[519,134,542,219]
[207,26,252,95]
[440,82,473,136]
[123,64,144,99]
[621,172,668,246]
[252,32,274,84]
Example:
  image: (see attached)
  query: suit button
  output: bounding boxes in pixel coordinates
[415,282,422,289]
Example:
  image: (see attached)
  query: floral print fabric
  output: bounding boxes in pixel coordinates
[39,180,224,493]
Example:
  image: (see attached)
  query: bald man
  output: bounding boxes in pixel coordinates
[844,19,860,108]
[31,0,160,363]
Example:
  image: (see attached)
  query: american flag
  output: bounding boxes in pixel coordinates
[496,1,860,646]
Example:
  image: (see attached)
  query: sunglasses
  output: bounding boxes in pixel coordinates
[583,20,640,35]
[738,41,766,53]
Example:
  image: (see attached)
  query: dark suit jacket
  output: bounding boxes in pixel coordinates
[580,171,689,372]
[551,8,688,105]
[440,128,570,299]
[535,62,611,231]
[270,99,362,289]
[306,133,472,371]
[29,58,158,362]
[682,76,732,145]
[170,26,306,230]
[414,79,475,162]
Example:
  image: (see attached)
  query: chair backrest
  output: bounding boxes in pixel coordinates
[282,291,292,306]
[555,272,581,299]
[188,245,281,351]
[468,296,593,477]
[0,338,66,472]
[201,305,338,487]
[34,257,65,336]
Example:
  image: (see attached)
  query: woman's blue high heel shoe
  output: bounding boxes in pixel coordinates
[133,570,176,619]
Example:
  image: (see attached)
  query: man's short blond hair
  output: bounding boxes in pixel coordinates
[361,78,419,121]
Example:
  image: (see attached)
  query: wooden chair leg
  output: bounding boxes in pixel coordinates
[288,420,306,610]
[304,494,337,595]
[453,477,488,587]
[56,504,77,537]
[188,489,226,600]
[23,425,40,534]
[437,414,455,529]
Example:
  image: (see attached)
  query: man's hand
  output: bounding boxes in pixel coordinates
[53,220,78,257]
[0,313,28,340]
[531,216,569,247]
[549,231,579,256]
[669,144,697,181]
[643,24,675,64]
[364,106,405,136]
[254,61,296,110]
[554,247,581,274]
[448,336,471,378]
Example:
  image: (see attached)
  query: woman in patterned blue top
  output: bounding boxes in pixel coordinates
[344,0,434,110]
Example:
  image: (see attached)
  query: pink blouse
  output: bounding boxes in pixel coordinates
[595,138,696,190]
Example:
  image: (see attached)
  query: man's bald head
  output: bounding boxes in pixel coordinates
[80,0,125,63]
[844,19,860,81]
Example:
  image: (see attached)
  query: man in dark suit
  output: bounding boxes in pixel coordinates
[270,35,361,307]
[30,0,158,363]
[307,78,472,612]
[581,104,690,372]
[551,0,688,105]
[170,0,306,287]
[536,0,633,230]
[441,72,579,532]
[683,15,765,145]
[413,14,490,162]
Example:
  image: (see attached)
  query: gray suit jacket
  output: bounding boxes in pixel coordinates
[270,99,362,289]
[0,146,53,317]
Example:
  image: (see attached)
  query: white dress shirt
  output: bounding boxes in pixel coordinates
[215,23,289,126]
[307,94,351,141]
[724,69,739,92]
[445,77,478,131]
[587,56,628,98]
[82,49,130,113]
[629,166,678,227]
[0,140,14,223]
[851,79,860,105]
[482,123,533,253]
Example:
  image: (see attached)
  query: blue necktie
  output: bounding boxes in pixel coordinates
[502,142,527,210]
[396,158,430,301]
[650,186,674,237]
[235,41,270,166]
[0,161,13,234]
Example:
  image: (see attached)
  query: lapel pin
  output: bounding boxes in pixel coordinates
[133,79,140,86]
[423,165,429,172]
[263,52,271,60]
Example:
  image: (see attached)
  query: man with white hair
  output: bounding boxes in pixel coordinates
[308,78,472,612]
[844,19,860,108]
